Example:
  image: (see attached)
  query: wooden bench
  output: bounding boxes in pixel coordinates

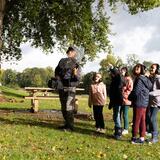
[24,87,84,113]
[24,87,59,113]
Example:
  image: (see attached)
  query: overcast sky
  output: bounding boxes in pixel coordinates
[2,5,160,74]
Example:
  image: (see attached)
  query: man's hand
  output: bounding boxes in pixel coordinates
[73,68,78,76]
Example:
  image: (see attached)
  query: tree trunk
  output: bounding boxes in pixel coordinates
[0,0,6,95]
[0,0,6,47]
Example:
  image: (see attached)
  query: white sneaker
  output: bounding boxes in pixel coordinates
[145,132,152,137]
[96,128,101,132]
[99,129,106,134]
[122,129,128,135]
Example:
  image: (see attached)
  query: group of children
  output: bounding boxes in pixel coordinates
[88,63,160,144]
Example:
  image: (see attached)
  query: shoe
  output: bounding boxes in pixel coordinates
[96,128,101,132]
[99,129,106,134]
[58,125,74,131]
[131,137,137,144]
[146,138,158,144]
[122,129,128,135]
[145,132,152,137]
[58,125,68,129]
[151,138,158,144]
[114,135,121,140]
[131,138,144,144]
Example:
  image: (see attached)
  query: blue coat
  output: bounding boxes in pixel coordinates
[129,75,152,108]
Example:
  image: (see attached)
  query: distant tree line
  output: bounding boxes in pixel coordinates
[0,53,153,94]
[0,67,54,88]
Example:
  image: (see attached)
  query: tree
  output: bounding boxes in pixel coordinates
[99,52,123,74]
[143,60,153,69]
[99,52,124,91]
[108,0,160,14]
[126,53,140,72]
[1,0,160,64]
[1,69,18,87]
[0,0,111,64]
[81,72,95,94]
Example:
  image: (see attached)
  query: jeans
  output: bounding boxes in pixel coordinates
[146,106,151,133]
[120,105,129,130]
[113,105,121,128]
[150,107,159,133]
[93,105,105,129]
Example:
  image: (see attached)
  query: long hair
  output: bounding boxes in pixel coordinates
[151,63,159,74]
[132,63,146,76]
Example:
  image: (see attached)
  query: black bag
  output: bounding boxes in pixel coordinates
[128,90,136,101]
[48,77,58,89]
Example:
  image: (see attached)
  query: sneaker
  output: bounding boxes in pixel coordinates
[131,137,137,144]
[145,132,152,137]
[96,128,101,132]
[131,138,144,144]
[147,138,158,144]
[99,129,106,134]
[122,129,128,135]
[58,125,74,131]
[114,135,121,140]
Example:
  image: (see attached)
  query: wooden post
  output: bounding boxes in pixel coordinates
[29,89,39,113]
[31,99,39,113]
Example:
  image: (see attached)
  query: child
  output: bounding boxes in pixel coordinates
[109,67,125,139]
[88,73,107,133]
[120,67,133,135]
[148,63,160,143]
[129,64,152,144]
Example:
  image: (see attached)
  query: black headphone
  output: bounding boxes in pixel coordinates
[155,64,160,74]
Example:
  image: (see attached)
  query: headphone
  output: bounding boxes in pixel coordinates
[154,64,159,74]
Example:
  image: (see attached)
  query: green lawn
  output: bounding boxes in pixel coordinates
[0,86,160,160]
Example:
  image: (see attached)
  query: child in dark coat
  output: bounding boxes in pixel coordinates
[129,64,152,144]
[109,67,125,139]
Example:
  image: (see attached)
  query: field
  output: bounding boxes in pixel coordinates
[0,86,160,160]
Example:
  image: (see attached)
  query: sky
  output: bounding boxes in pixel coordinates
[2,5,160,74]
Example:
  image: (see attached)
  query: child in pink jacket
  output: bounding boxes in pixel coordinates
[88,73,107,133]
[120,67,133,135]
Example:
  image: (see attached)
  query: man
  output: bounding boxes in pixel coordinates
[55,46,81,131]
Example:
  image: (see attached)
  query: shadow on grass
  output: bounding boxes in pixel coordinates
[0,114,120,140]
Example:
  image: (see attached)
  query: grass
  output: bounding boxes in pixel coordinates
[0,86,160,160]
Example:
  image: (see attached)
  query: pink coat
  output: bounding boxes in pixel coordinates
[122,76,133,105]
[88,82,107,106]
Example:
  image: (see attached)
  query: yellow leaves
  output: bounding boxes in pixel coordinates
[2,156,6,160]
[76,147,82,153]
[96,151,106,158]
[52,146,56,152]
[123,154,128,159]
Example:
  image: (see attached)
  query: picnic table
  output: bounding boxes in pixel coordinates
[24,87,84,113]
[24,87,59,113]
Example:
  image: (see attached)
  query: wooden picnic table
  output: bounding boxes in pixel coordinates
[24,87,59,113]
[24,87,84,113]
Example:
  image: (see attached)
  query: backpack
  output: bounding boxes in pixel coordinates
[48,77,58,89]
